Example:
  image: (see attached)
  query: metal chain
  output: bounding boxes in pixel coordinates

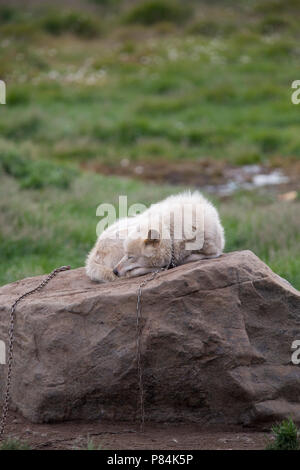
[0,265,71,440]
[135,239,177,432]
[135,269,161,432]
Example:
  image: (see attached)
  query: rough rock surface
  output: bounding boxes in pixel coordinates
[0,250,299,426]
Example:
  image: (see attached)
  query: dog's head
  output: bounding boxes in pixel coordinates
[113,227,171,278]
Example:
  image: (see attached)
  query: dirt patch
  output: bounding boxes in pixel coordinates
[81,158,228,188]
[80,158,300,196]
[2,412,272,450]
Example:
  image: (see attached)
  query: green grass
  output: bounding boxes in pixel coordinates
[0,146,77,189]
[85,437,102,450]
[0,1,299,167]
[0,438,31,450]
[124,0,191,26]
[266,418,300,450]
[41,11,101,38]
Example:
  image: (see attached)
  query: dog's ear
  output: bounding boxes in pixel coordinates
[144,229,160,246]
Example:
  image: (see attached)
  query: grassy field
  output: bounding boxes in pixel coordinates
[1,1,300,166]
[0,0,299,289]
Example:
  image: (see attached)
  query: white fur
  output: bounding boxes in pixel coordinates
[86,191,225,282]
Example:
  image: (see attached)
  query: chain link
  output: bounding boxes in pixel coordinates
[135,269,161,432]
[135,240,177,432]
[0,265,71,440]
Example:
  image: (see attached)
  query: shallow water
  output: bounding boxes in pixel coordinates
[205,165,290,195]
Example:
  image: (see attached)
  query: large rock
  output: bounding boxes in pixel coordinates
[0,250,299,426]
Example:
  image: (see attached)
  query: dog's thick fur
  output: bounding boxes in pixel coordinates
[86,191,225,282]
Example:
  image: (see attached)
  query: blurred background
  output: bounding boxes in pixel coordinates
[0,0,299,288]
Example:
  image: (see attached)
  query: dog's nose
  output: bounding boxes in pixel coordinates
[113,268,119,277]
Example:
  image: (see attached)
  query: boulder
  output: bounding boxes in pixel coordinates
[0,250,299,426]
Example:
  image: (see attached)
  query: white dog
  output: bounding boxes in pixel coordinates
[86,191,225,282]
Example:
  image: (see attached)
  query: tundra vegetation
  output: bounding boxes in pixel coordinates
[0,438,31,450]
[0,0,299,289]
[265,418,300,450]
